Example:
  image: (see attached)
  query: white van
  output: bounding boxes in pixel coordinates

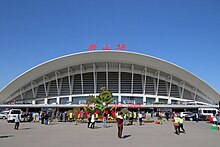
[7,109,22,123]
[198,108,219,117]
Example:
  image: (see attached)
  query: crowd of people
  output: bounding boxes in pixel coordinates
[7,109,220,138]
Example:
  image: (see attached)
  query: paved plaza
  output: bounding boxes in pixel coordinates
[0,119,219,147]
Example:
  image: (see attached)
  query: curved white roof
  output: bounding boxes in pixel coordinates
[0,50,220,103]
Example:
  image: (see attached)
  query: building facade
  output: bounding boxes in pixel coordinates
[0,51,219,108]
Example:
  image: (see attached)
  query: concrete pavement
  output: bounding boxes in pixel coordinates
[0,119,219,147]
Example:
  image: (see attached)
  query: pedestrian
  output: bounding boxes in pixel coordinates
[69,112,73,122]
[88,113,91,128]
[165,111,170,121]
[173,114,180,135]
[195,113,199,123]
[217,112,220,125]
[90,113,95,129]
[133,112,137,121]
[116,112,124,139]
[129,112,133,125]
[62,112,67,122]
[44,112,49,125]
[213,115,218,125]
[14,114,21,130]
[138,112,143,125]
[40,111,45,124]
[95,113,98,121]
[103,112,107,128]
[179,116,186,133]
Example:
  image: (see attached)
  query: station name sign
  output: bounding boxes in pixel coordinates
[88,43,126,51]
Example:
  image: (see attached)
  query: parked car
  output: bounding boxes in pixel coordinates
[0,111,9,119]
[7,109,22,123]
[185,113,206,121]
[180,112,193,118]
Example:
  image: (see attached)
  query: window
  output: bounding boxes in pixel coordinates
[11,110,21,114]
[146,98,155,104]
[72,97,87,105]
[60,97,69,104]
[159,98,168,104]
[48,98,57,104]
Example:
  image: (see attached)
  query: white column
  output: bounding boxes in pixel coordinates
[69,96,72,103]
[43,76,48,97]
[32,100,36,105]
[143,67,147,95]
[118,63,121,94]
[93,63,96,94]
[181,81,185,99]
[106,62,108,90]
[31,81,36,98]
[68,67,73,95]
[131,64,134,94]
[56,97,60,104]
[44,98,48,104]
[143,95,147,105]
[168,76,172,97]
[47,82,51,97]
[168,75,172,104]
[118,95,122,104]
[168,99,172,104]
[59,78,63,95]
[55,71,60,95]
[156,71,160,96]
[155,71,160,102]
[80,65,84,94]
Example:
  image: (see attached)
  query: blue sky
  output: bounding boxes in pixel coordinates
[0,0,220,93]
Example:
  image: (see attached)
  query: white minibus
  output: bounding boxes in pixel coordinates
[198,108,219,117]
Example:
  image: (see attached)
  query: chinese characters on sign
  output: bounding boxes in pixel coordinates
[88,44,126,51]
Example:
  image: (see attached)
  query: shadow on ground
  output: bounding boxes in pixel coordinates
[122,134,131,139]
[0,135,14,139]
[19,128,33,130]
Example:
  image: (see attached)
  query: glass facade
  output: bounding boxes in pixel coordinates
[171,100,178,104]
[72,97,88,105]
[146,98,155,104]
[47,98,57,104]
[159,98,168,104]
[36,99,44,104]
[59,97,69,104]
[121,96,143,104]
